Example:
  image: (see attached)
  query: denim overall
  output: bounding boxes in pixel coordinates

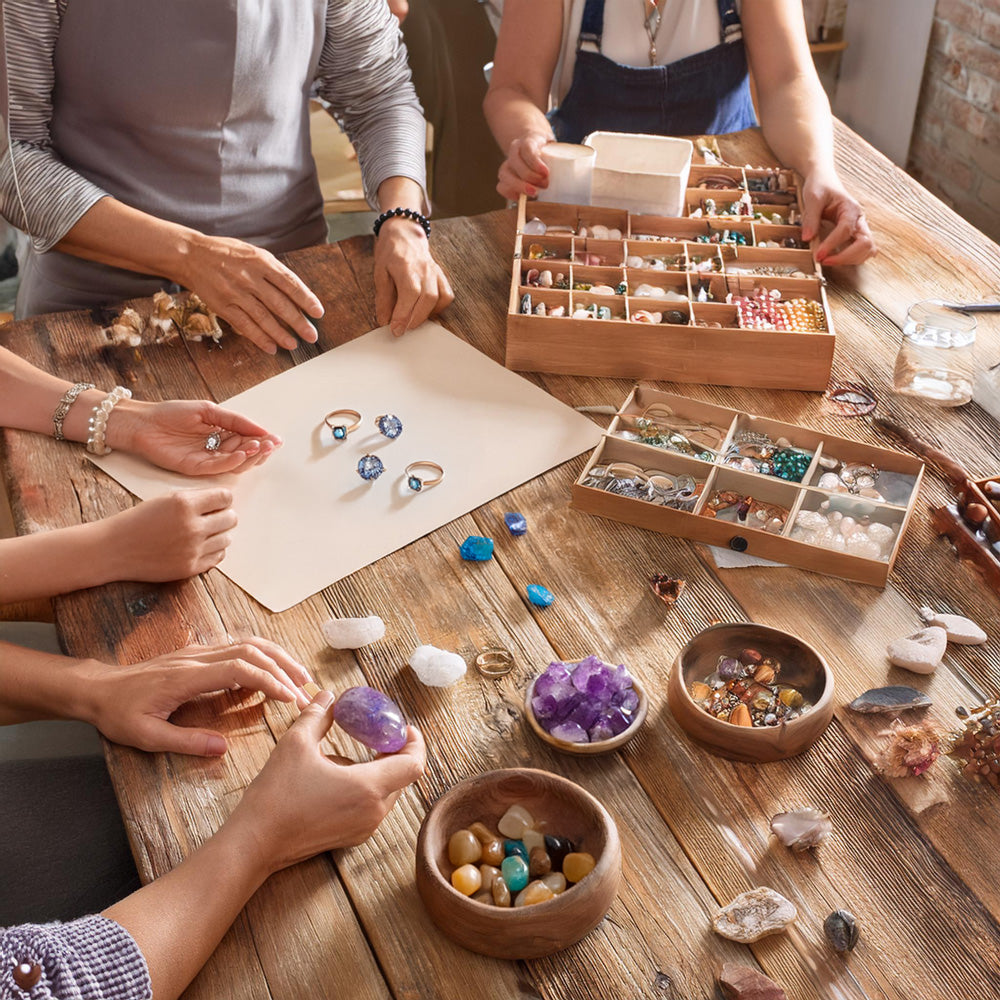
[550,0,757,143]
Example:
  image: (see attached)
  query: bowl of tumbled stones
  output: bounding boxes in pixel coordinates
[415,768,621,958]
[524,656,649,755]
[667,622,834,763]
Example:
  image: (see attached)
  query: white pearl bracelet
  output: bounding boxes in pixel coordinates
[86,386,132,456]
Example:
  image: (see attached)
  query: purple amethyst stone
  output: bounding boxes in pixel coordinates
[718,656,744,681]
[333,686,407,753]
[549,721,589,743]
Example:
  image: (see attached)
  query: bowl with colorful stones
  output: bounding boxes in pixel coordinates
[667,622,834,763]
[524,656,648,755]
[415,768,621,958]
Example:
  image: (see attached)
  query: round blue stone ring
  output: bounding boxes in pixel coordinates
[357,454,385,481]
[376,413,403,439]
[405,460,444,492]
[324,408,362,441]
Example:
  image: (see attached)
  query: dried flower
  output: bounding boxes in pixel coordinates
[875,720,940,778]
[946,700,1000,791]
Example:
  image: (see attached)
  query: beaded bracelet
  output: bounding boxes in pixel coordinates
[372,206,431,239]
[86,386,132,456]
[51,382,95,441]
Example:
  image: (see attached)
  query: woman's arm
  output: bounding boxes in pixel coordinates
[742,0,875,265]
[0,636,311,750]
[316,0,452,335]
[482,0,564,199]
[103,693,426,1000]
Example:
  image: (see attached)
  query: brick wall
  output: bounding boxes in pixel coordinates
[907,0,1000,242]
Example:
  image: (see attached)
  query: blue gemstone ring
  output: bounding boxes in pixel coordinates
[376,413,403,439]
[324,408,362,441]
[357,454,385,482]
[405,460,444,492]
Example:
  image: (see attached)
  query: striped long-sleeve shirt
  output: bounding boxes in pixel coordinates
[0,0,427,253]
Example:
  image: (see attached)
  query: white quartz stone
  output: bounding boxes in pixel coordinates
[321,615,386,649]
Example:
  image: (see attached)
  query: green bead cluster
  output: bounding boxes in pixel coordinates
[770,447,811,482]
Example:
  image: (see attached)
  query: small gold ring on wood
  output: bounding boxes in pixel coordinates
[475,647,515,677]
[324,409,362,441]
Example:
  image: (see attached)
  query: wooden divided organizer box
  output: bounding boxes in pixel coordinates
[506,165,835,390]
[571,386,925,587]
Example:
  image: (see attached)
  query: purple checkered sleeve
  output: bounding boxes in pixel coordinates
[1,915,150,1000]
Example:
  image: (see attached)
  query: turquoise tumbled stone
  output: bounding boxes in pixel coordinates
[460,535,494,561]
[504,839,528,860]
[501,855,530,893]
[526,584,554,607]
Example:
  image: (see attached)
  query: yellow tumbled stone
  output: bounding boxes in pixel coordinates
[451,863,482,896]
[514,880,556,907]
[448,829,482,867]
[562,852,596,883]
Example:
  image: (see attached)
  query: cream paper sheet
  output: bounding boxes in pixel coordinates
[89,322,602,612]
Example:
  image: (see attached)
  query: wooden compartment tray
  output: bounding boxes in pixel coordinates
[506,170,834,390]
[571,386,925,588]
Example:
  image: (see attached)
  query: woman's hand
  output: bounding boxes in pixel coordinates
[83,638,313,755]
[99,488,237,582]
[800,171,877,266]
[178,233,325,354]
[374,218,454,336]
[108,398,282,476]
[230,690,426,873]
[497,132,553,200]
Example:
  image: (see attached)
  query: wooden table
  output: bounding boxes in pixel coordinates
[3,125,1000,1000]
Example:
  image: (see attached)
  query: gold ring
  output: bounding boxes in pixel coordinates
[405,460,444,492]
[324,409,362,441]
[475,647,514,677]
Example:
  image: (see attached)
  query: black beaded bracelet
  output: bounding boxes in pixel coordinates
[372,206,431,239]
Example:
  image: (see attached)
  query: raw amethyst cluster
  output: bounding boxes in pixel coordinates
[530,656,639,743]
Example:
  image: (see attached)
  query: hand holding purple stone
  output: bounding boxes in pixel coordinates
[334,685,409,753]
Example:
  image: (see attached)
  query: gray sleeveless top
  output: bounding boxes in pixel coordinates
[18,0,328,315]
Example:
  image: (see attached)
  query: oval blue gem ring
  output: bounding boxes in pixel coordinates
[357,454,385,481]
[324,408,362,441]
[376,413,403,439]
[405,460,445,492]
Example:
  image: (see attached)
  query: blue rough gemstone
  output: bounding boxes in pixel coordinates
[460,535,494,561]
[357,454,385,481]
[377,414,403,439]
[332,425,347,440]
[407,475,423,492]
[504,512,527,536]
[526,584,554,607]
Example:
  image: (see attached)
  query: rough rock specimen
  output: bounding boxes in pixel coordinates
[718,963,788,1000]
[769,808,832,851]
[321,615,386,649]
[824,909,860,952]
[917,607,987,645]
[848,686,932,714]
[712,887,797,942]
[408,644,467,687]
[886,627,947,674]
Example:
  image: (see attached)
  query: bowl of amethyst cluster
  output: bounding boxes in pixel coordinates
[525,656,648,755]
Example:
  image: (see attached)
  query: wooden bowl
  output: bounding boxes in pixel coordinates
[667,622,834,763]
[524,675,649,755]
[415,768,622,958]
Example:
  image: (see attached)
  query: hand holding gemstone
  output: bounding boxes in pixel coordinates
[334,685,409,752]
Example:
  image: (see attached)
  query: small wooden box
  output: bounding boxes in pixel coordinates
[505,165,835,391]
[571,386,925,588]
